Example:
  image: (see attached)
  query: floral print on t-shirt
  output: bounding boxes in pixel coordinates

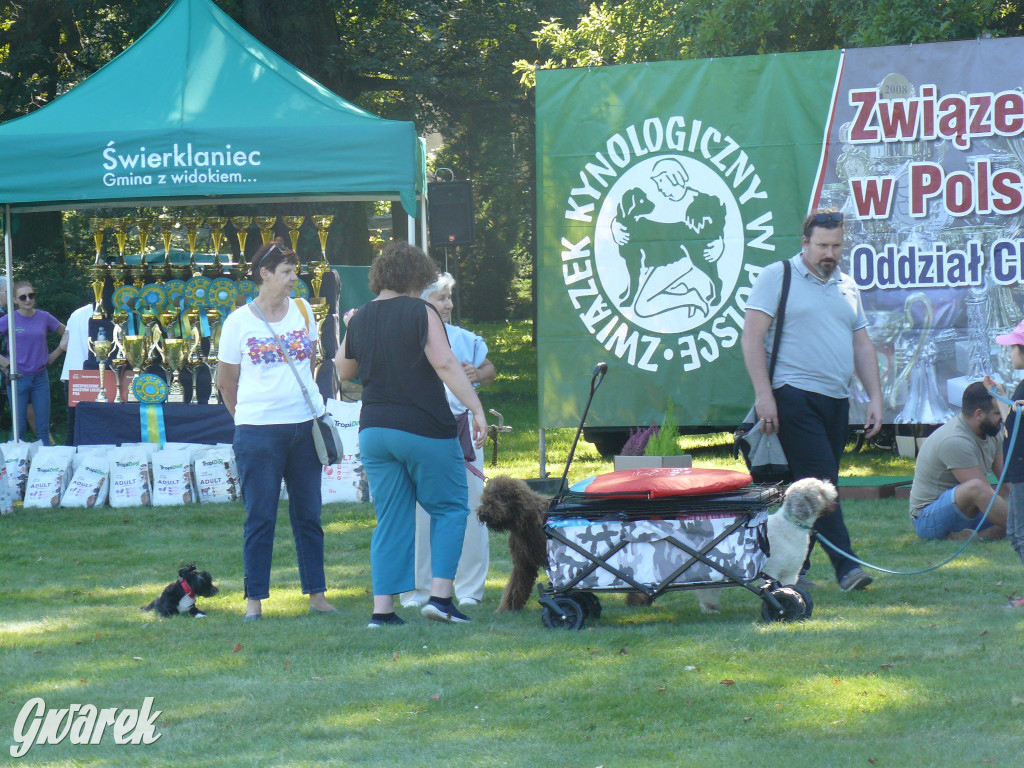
[245,329,314,365]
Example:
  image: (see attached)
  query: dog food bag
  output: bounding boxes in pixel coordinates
[73,444,117,471]
[152,448,197,506]
[2,441,33,501]
[108,445,153,508]
[321,463,368,503]
[24,446,76,508]
[322,400,369,503]
[61,453,110,509]
[0,446,12,515]
[194,445,239,503]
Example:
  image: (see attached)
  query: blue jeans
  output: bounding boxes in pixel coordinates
[10,371,51,445]
[359,427,468,596]
[234,421,325,601]
[914,486,997,540]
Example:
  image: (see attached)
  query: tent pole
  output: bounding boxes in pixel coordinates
[408,211,416,248]
[539,428,547,478]
[419,196,428,251]
[4,205,19,443]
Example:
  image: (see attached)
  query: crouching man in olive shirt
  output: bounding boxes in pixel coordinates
[909,382,1007,540]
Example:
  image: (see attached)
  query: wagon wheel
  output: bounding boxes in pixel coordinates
[791,584,814,619]
[573,592,602,620]
[541,597,585,630]
[760,586,809,623]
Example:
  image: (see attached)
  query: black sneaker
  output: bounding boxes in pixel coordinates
[421,599,470,623]
[838,567,873,592]
[367,613,406,629]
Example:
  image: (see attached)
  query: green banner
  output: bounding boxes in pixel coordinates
[537,52,842,428]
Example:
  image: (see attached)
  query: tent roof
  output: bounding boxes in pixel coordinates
[0,0,425,214]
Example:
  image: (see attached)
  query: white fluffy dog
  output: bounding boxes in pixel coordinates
[762,477,838,586]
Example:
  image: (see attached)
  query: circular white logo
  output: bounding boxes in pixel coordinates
[594,154,745,334]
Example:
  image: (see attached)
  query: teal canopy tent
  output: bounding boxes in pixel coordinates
[0,0,426,215]
[0,0,428,440]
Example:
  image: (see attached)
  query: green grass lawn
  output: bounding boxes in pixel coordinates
[1,320,1022,767]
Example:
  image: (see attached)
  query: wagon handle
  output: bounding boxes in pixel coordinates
[556,362,609,499]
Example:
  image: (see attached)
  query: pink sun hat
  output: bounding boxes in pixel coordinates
[995,319,1024,346]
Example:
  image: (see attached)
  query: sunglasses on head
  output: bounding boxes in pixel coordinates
[810,212,843,225]
[17,293,35,301]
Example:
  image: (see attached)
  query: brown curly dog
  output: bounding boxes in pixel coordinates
[476,475,551,612]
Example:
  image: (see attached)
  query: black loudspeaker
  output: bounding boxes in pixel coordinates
[428,180,474,247]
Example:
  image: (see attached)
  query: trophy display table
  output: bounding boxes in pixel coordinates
[73,402,235,446]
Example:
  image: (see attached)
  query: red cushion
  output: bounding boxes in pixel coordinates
[581,467,753,498]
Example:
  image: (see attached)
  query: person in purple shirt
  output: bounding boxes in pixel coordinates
[0,281,67,444]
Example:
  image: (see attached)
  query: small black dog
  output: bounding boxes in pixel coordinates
[141,564,219,618]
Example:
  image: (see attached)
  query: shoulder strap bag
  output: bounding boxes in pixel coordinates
[733,260,792,483]
[250,299,343,465]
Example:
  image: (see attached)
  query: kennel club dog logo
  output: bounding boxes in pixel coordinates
[559,116,777,373]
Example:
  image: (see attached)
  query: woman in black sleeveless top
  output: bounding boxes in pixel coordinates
[337,242,486,627]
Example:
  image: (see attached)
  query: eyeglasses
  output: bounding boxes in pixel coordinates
[810,212,844,225]
[17,293,35,301]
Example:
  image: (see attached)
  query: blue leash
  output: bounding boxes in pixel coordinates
[816,388,1019,576]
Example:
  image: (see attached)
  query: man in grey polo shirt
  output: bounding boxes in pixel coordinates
[741,209,883,591]
[909,381,1007,540]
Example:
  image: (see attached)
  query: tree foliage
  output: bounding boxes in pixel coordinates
[516,0,1024,85]
[0,0,586,321]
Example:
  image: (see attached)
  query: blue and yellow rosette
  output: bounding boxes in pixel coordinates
[185,275,212,309]
[164,279,187,307]
[138,283,168,314]
[235,280,257,304]
[133,373,168,447]
[113,285,140,313]
[209,278,237,313]
[291,280,310,300]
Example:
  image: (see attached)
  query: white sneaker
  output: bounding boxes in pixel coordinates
[457,598,480,607]
[400,598,425,609]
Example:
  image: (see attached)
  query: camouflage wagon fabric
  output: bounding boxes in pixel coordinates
[546,511,768,590]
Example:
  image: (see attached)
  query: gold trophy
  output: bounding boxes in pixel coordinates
[158,215,178,266]
[111,316,129,403]
[88,263,108,320]
[129,262,148,290]
[157,337,187,403]
[180,215,204,275]
[312,214,333,262]
[311,261,330,300]
[159,308,181,340]
[186,326,204,405]
[255,215,277,245]
[205,309,222,405]
[282,215,304,254]
[123,334,153,394]
[136,217,155,256]
[88,334,114,404]
[89,217,109,265]
[113,216,133,265]
[311,299,329,363]
[109,264,127,291]
[230,217,253,269]
[205,216,227,277]
[135,217,159,279]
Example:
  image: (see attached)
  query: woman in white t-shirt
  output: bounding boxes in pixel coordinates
[218,239,337,622]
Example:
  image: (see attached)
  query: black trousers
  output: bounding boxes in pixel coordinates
[773,385,858,579]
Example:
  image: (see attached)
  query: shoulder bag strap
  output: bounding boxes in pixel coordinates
[249,299,323,420]
[768,259,792,384]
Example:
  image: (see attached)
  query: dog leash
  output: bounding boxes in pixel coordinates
[815,388,1020,576]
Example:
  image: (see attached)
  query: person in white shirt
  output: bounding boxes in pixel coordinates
[401,272,496,609]
[218,239,337,622]
[60,302,94,445]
